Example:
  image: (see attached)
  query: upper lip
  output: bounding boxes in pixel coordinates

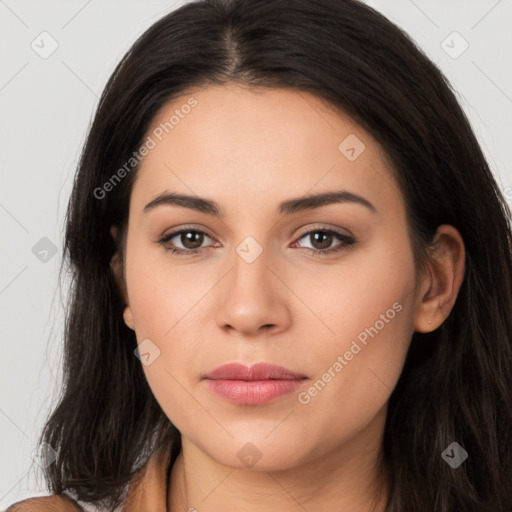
[204,362,307,380]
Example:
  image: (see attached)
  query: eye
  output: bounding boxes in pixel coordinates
[292,227,356,256]
[157,227,218,256]
[157,225,356,257]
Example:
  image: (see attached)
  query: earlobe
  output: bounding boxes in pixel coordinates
[123,306,135,330]
[413,225,465,333]
[110,225,133,330]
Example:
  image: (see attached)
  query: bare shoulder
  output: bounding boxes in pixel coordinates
[6,494,82,512]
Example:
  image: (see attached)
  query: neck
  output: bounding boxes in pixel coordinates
[168,408,391,512]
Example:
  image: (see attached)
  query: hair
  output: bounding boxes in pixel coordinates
[36,0,512,510]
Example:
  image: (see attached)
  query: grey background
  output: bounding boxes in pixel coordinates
[1,0,511,509]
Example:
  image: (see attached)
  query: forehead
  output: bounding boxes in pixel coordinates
[130,84,402,219]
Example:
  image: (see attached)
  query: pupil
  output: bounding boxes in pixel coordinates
[313,232,332,249]
[183,231,203,249]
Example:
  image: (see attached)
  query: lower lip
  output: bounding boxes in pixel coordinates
[204,378,307,405]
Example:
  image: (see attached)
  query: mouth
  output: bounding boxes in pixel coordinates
[203,362,309,406]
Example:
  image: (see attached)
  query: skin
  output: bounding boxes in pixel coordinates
[110,84,465,512]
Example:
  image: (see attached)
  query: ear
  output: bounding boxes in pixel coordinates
[110,225,134,331]
[413,225,465,333]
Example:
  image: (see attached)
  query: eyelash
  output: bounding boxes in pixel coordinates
[157,225,356,257]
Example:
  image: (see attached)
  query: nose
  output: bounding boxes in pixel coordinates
[215,244,292,338]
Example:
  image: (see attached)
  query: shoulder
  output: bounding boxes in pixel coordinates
[6,495,82,512]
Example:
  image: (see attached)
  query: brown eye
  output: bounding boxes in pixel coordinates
[178,230,204,249]
[293,227,356,256]
[158,228,215,255]
[308,231,334,250]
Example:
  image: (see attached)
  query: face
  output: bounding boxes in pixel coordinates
[117,84,422,471]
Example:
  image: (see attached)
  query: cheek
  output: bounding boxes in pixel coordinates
[124,244,213,422]
[125,240,208,338]
[294,236,416,432]
[125,251,206,432]
[298,229,416,347]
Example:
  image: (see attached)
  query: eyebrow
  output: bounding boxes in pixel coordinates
[143,190,377,217]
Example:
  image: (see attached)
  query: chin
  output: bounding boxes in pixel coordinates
[203,436,309,472]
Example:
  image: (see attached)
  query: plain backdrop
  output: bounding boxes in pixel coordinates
[1,0,511,509]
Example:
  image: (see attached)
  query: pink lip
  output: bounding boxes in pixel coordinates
[203,363,308,406]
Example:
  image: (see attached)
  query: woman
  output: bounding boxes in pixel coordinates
[8,0,512,510]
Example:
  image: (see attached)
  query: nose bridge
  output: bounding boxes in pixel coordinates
[229,233,274,302]
[215,231,290,335]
